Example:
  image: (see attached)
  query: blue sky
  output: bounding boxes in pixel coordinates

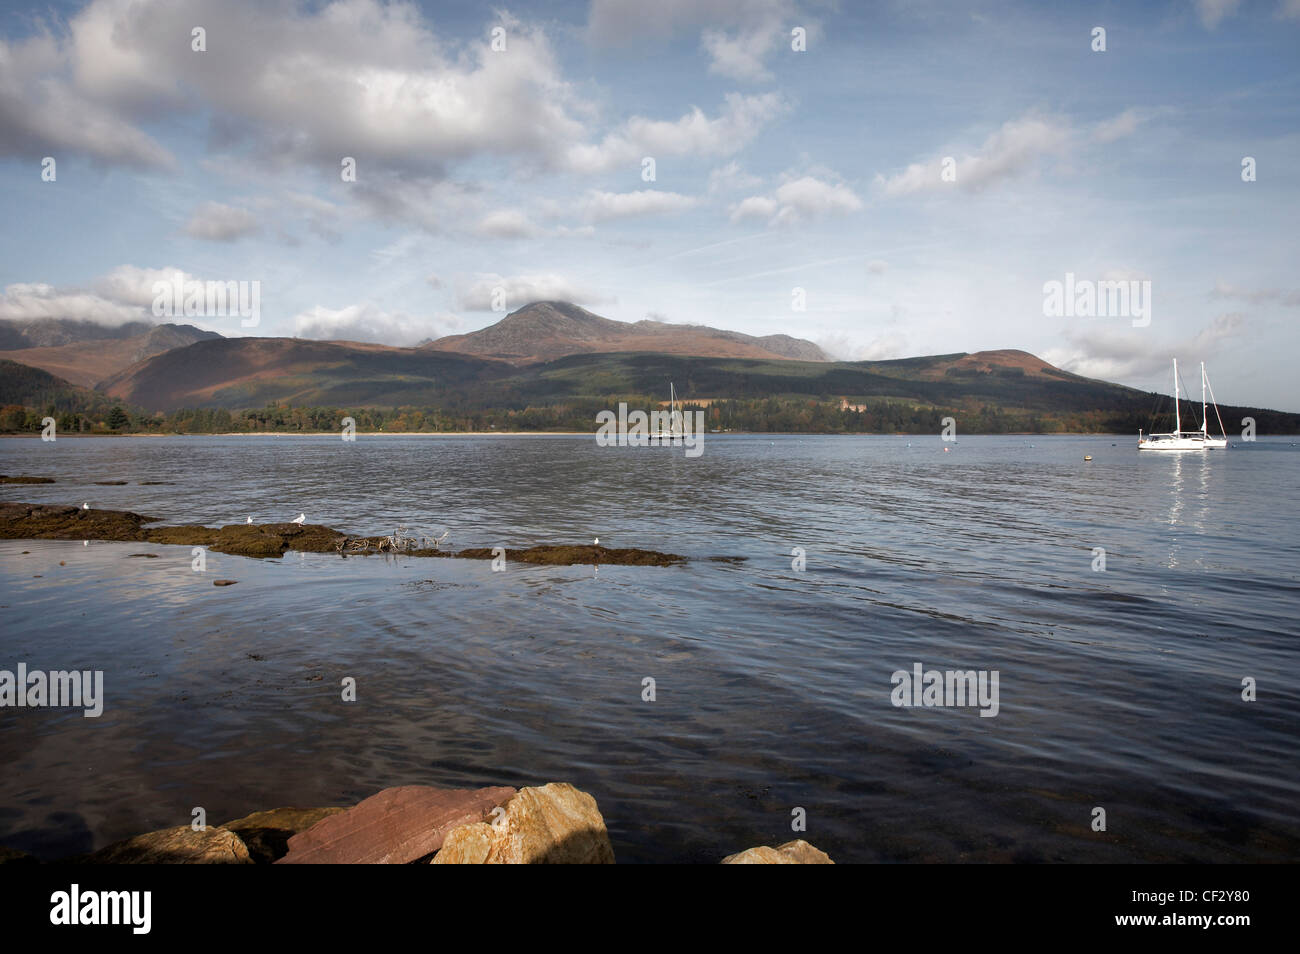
[1,0,1297,409]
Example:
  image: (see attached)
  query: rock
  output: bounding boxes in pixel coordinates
[453,544,686,567]
[83,826,253,864]
[221,807,345,864]
[432,782,615,864]
[432,823,495,864]
[721,839,834,864]
[213,579,238,586]
[276,785,516,864]
[0,845,39,864]
[0,475,55,484]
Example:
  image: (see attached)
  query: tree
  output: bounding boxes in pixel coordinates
[106,406,130,430]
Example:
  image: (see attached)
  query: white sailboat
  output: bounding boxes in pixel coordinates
[650,381,685,442]
[1138,358,1228,451]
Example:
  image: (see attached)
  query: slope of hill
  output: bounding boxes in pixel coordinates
[98,336,512,411]
[0,320,221,387]
[423,301,831,364]
[0,359,117,415]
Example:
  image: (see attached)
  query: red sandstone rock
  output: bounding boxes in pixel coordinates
[276,785,516,864]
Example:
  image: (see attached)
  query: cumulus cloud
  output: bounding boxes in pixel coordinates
[564,92,789,174]
[1044,312,1247,381]
[586,0,806,82]
[183,202,261,241]
[475,208,543,239]
[0,265,197,324]
[292,303,459,347]
[580,190,698,222]
[730,174,862,226]
[707,160,764,194]
[454,274,614,312]
[875,115,1070,197]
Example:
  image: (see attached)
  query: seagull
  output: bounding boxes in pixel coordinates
[82,502,90,510]
[291,513,305,524]
[246,516,253,524]
[433,530,449,543]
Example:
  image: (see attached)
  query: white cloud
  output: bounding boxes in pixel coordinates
[701,24,781,83]
[1196,0,1243,29]
[0,265,195,324]
[730,174,862,226]
[1093,108,1145,143]
[292,303,459,347]
[581,190,699,222]
[586,0,805,82]
[707,160,764,194]
[476,209,543,239]
[183,202,261,241]
[876,115,1070,197]
[564,92,789,174]
[455,274,614,312]
[1044,313,1247,380]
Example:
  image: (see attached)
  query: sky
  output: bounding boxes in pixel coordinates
[0,0,1297,410]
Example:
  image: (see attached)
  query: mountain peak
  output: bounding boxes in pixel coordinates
[425,300,829,364]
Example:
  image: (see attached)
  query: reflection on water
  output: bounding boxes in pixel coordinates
[1,435,1297,863]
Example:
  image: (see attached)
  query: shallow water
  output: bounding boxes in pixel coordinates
[1,434,1297,862]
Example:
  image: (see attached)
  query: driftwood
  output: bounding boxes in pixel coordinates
[335,525,447,555]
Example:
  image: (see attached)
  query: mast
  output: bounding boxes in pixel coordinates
[1173,358,1180,435]
[1201,361,1207,437]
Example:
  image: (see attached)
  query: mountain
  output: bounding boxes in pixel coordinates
[0,319,222,387]
[423,301,831,364]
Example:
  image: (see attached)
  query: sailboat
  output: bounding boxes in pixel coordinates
[650,381,685,442]
[1138,358,1228,451]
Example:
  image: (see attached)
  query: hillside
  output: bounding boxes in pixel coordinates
[98,336,512,411]
[423,301,830,364]
[0,320,221,387]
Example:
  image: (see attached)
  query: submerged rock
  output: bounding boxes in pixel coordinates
[432,782,615,864]
[454,544,686,567]
[721,839,834,864]
[221,807,345,864]
[277,785,517,864]
[0,503,693,565]
[0,502,155,541]
[0,475,55,484]
[82,826,253,864]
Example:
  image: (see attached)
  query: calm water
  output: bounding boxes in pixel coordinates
[1,434,1297,863]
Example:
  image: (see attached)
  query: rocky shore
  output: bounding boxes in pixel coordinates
[0,502,698,566]
[0,783,832,864]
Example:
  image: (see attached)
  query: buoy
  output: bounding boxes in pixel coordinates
[1084,455,1092,461]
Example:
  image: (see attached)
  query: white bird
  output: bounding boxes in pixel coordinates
[593,537,599,546]
[291,513,305,524]
[82,502,90,510]
[246,516,253,524]
[433,530,449,544]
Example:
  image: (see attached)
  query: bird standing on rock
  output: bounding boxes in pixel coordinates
[246,516,253,524]
[82,503,90,510]
[291,513,305,524]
